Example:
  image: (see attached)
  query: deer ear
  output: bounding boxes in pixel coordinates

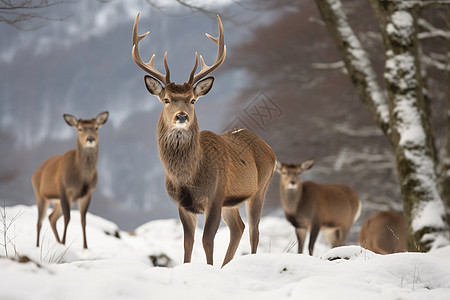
[144,75,163,96]
[194,77,214,98]
[275,160,282,173]
[96,111,109,127]
[300,159,315,171]
[63,114,78,128]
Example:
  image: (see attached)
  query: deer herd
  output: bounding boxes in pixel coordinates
[31,13,407,267]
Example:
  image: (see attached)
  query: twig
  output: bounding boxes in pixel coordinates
[282,234,297,253]
[0,200,24,258]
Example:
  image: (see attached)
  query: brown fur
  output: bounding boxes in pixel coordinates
[32,112,108,249]
[276,159,361,255]
[133,13,274,266]
[148,82,276,267]
[359,211,407,254]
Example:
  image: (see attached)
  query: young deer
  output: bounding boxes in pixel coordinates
[359,211,407,254]
[276,159,361,255]
[132,13,276,266]
[32,111,109,249]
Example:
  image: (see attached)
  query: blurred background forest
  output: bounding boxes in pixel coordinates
[0,0,448,241]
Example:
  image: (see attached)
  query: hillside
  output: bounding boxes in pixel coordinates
[0,205,449,299]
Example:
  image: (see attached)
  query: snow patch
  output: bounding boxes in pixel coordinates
[392,93,426,147]
[411,197,448,233]
[387,10,414,46]
[320,245,378,261]
[385,52,417,91]
[1,205,450,299]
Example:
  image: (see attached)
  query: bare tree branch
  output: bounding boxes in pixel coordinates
[422,54,450,71]
[311,60,345,70]
[418,18,450,40]
[315,0,391,139]
[0,0,73,30]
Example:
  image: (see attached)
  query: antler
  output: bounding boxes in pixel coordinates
[132,13,171,85]
[188,15,227,85]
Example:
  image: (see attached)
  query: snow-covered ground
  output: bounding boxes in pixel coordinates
[1,205,449,299]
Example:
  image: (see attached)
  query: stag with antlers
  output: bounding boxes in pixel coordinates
[132,13,276,267]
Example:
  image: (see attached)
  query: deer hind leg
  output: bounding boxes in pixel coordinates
[323,227,348,249]
[308,223,321,256]
[295,227,307,254]
[60,193,73,245]
[178,206,197,263]
[221,207,245,267]
[245,188,266,254]
[49,202,63,244]
[202,202,222,265]
[36,196,49,247]
[78,194,92,249]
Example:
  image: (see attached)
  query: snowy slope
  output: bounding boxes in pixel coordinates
[0,205,449,299]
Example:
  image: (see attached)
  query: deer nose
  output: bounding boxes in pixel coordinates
[290,180,296,185]
[87,136,96,143]
[176,113,188,123]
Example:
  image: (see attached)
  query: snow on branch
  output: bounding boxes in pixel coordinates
[387,10,415,45]
[318,0,391,138]
[418,18,450,40]
[311,60,345,70]
[390,0,450,8]
[308,16,325,27]
[331,148,395,172]
[310,115,383,138]
[422,54,450,71]
[416,0,450,7]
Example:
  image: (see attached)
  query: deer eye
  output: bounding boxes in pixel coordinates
[78,128,83,132]
[191,99,196,105]
[164,99,170,104]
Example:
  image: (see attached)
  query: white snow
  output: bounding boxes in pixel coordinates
[385,52,417,93]
[387,11,415,45]
[1,204,450,299]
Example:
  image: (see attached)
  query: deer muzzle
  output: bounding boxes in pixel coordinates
[174,112,189,128]
[287,180,298,190]
[85,136,97,148]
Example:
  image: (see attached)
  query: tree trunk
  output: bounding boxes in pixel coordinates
[316,0,450,251]
[439,6,450,228]
[315,0,391,139]
[370,0,449,251]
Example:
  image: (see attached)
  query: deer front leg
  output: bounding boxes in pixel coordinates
[60,192,73,245]
[295,227,307,254]
[178,206,197,263]
[308,223,321,256]
[36,197,49,247]
[202,202,222,265]
[78,193,92,249]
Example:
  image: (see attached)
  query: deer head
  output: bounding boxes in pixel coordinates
[276,159,315,190]
[63,112,109,149]
[132,13,226,132]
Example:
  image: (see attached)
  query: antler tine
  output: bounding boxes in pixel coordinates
[188,52,199,84]
[132,13,170,85]
[189,15,227,85]
[163,52,170,84]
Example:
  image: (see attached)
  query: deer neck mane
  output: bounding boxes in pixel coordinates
[76,140,98,176]
[157,114,201,184]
